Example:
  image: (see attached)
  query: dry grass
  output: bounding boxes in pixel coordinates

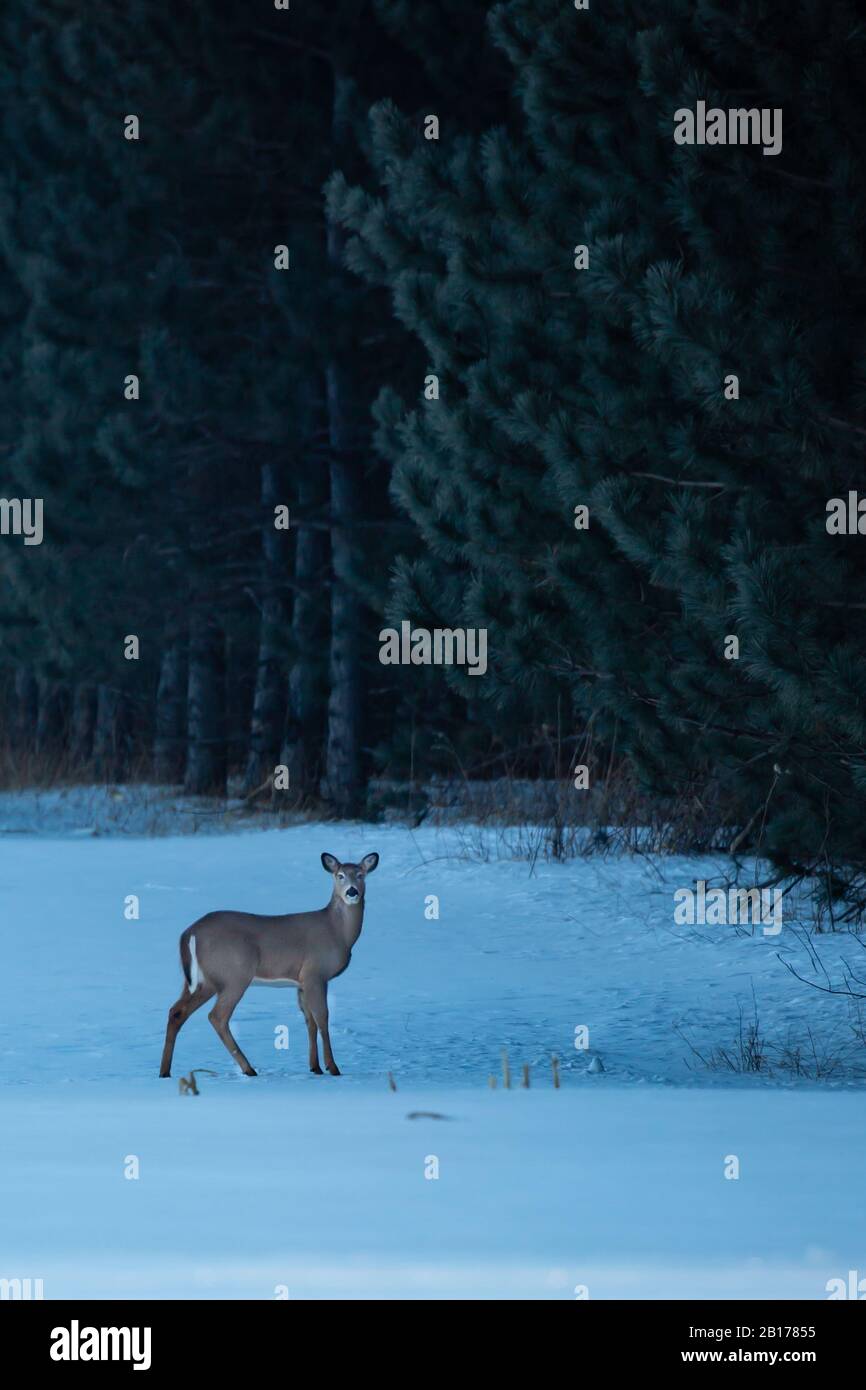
[676,997,865,1080]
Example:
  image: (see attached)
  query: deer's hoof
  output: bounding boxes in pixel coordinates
[328,1065,342,1077]
[310,1064,323,1075]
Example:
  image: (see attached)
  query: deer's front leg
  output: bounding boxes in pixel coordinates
[303,977,340,1076]
[297,988,322,1074]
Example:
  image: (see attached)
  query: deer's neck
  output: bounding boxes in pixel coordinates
[328,895,364,950]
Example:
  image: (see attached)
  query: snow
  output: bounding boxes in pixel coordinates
[1,803,865,1299]
[0,782,264,838]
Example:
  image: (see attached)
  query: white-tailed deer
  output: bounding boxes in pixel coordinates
[159,851,379,1078]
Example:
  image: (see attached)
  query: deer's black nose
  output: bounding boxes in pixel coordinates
[346,886,359,899]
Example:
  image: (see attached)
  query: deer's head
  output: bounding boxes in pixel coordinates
[322,852,379,906]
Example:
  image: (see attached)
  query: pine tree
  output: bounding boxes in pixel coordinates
[596,0,866,908]
[330,0,650,746]
[0,3,178,775]
[258,0,495,812]
[0,1,479,805]
[335,0,866,905]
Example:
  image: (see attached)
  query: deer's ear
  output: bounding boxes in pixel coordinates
[321,852,339,873]
[361,852,379,874]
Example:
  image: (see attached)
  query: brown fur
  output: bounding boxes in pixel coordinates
[159,851,378,1078]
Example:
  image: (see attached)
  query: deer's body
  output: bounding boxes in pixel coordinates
[159,852,378,1079]
[185,904,358,990]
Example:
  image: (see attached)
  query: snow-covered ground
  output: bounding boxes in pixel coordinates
[1,796,865,1298]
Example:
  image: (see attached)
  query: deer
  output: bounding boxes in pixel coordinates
[159,851,379,1079]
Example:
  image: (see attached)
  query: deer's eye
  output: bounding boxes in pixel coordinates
[337,872,345,880]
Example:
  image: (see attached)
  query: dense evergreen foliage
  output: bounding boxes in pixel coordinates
[333,0,866,908]
[1,1,864,910]
[0,0,496,806]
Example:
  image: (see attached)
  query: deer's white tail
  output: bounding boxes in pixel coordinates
[189,933,201,992]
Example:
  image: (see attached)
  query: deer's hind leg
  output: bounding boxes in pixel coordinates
[159,983,215,1078]
[209,978,257,1077]
[297,988,322,1074]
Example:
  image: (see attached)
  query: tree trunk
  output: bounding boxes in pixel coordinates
[322,369,363,816]
[243,460,289,795]
[93,684,129,783]
[184,452,227,798]
[282,471,327,798]
[184,612,227,796]
[13,668,38,753]
[321,71,364,816]
[153,635,187,783]
[70,684,97,766]
[36,678,69,760]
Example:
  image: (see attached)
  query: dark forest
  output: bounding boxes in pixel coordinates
[2,0,865,916]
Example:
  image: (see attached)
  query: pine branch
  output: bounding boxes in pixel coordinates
[632,472,739,490]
